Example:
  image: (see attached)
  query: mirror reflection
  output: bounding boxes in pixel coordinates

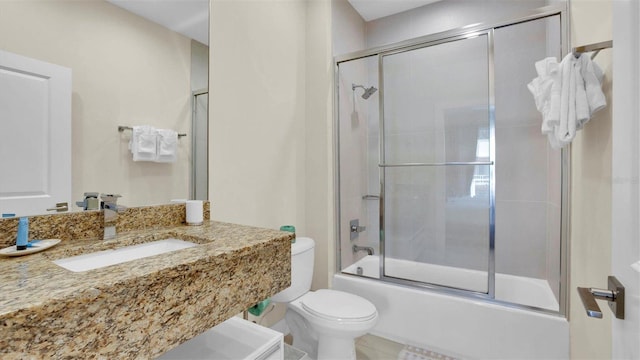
[0,0,209,216]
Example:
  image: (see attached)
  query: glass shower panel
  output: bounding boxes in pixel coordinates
[192,92,208,201]
[337,55,380,277]
[381,34,492,293]
[493,15,562,310]
[384,165,490,292]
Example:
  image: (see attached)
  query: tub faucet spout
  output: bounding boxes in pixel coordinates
[353,244,374,256]
[101,194,126,240]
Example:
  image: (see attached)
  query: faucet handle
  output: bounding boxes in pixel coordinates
[100,193,121,201]
[100,194,126,212]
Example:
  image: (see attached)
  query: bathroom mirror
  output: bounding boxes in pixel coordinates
[0,0,209,216]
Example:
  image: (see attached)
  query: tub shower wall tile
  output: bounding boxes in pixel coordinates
[495,201,548,278]
[546,203,562,300]
[0,202,211,248]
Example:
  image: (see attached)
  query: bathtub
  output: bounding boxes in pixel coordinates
[333,255,569,359]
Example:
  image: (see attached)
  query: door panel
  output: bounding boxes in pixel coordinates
[0,50,71,216]
[381,33,492,294]
[612,1,640,357]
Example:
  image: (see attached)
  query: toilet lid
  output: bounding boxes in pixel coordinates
[301,289,377,321]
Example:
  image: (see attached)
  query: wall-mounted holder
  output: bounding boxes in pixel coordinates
[577,276,625,319]
[118,125,187,138]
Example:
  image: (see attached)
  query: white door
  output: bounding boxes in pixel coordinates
[0,50,71,217]
[612,1,640,358]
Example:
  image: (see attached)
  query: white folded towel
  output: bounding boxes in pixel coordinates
[155,129,178,163]
[527,52,606,149]
[527,57,561,147]
[556,53,577,147]
[578,54,606,121]
[575,57,590,129]
[129,125,157,162]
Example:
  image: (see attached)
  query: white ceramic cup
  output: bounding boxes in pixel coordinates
[185,200,204,225]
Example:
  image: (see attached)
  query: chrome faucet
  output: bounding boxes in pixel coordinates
[101,194,125,240]
[353,244,375,256]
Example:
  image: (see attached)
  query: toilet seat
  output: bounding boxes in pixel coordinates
[300,289,377,322]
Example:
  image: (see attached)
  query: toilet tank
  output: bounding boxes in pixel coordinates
[270,237,315,303]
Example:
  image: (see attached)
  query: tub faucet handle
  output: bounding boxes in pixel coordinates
[349,219,366,240]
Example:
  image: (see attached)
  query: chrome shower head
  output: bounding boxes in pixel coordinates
[362,86,378,99]
[352,83,378,100]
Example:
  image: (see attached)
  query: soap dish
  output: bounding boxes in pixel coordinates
[0,239,61,257]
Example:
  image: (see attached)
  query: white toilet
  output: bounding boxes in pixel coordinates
[271,237,378,360]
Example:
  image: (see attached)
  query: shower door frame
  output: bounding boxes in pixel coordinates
[334,4,570,316]
[191,88,209,201]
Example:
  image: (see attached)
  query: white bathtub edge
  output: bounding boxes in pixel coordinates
[333,273,569,359]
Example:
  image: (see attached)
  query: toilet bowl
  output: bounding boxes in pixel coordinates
[271,237,378,360]
[287,289,377,359]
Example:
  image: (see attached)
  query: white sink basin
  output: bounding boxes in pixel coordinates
[53,239,197,272]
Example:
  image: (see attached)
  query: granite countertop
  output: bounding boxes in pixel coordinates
[0,221,293,359]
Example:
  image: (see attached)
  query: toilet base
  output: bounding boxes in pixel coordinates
[286,308,318,359]
[285,305,369,360]
[316,335,356,360]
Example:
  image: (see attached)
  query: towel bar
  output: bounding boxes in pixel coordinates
[572,40,612,60]
[118,125,187,138]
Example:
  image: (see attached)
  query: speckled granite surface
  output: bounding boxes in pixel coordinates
[0,219,292,359]
[0,202,212,248]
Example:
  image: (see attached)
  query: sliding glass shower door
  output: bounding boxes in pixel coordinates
[337,8,566,312]
[380,32,494,295]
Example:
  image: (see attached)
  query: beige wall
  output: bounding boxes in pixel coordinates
[0,0,192,209]
[569,0,613,358]
[209,0,334,290]
[332,0,366,56]
[209,0,307,228]
[305,0,335,290]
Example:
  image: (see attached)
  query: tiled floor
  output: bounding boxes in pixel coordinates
[286,333,404,360]
[287,332,458,360]
[355,334,405,360]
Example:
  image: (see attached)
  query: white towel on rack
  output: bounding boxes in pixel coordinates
[556,53,578,147]
[155,129,178,163]
[528,53,606,149]
[129,125,157,162]
[574,56,591,130]
[578,54,606,122]
[527,57,561,147]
